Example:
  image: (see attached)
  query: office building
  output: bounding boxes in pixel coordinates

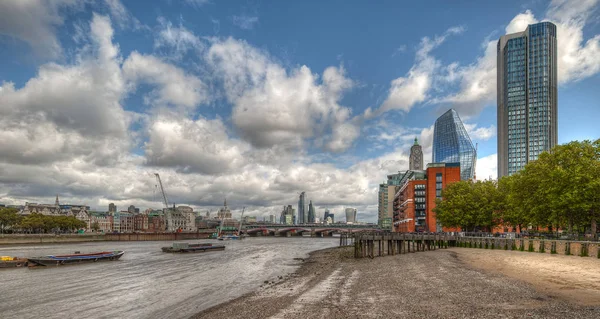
[307,200,315,223]
[323,209,334,224]
[345,207,357,223]
[297,192,307,224]
[497,22,558,177]
[433,109,476,181]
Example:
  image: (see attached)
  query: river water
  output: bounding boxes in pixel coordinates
[0,237,338,319]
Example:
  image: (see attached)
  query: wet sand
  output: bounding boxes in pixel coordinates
[193,247,600,319]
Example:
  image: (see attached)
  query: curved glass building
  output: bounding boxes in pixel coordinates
[433,109,476,181]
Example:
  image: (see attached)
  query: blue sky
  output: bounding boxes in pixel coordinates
[0,0,598,222]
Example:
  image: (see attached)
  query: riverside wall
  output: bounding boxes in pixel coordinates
[0,231,214,245]
[455,237,600,258]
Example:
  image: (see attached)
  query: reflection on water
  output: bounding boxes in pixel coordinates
[0,237,337,319]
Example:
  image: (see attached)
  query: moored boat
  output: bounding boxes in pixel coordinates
[27,250,125,267]
[161,242,225,253]
[0,256,28,268]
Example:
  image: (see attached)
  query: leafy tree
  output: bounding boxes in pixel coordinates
[0,207,20,234]
[91,221,100,232]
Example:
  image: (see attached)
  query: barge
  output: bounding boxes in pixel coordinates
[161,242,225,253]
[27,250,125,267]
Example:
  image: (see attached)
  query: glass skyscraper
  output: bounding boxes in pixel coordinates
[497,22,557,177]
[432,109,476,181]
[297,192,306,224]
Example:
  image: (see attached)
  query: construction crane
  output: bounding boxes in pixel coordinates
[154,173,169,210]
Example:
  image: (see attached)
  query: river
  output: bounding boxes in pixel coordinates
[0,237,338,319]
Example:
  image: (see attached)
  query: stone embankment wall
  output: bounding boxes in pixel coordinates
[0,231,213,245]
[455,237,600,258]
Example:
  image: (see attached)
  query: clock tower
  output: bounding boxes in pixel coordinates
[409,137,423,170]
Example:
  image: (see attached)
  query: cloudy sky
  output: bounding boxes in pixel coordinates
[0,0,598,222]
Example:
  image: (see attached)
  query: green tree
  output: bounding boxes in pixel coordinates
[91,221,100,232]
[0,207,20,234]
[498,174,530,232]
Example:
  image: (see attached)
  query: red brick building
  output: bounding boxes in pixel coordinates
[393,163,461,233]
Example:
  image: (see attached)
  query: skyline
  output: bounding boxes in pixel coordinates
[0,0,599,223]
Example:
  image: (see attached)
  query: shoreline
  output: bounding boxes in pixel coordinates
[193,247,599,318]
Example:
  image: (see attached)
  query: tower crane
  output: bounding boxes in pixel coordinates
[154,173,170,210]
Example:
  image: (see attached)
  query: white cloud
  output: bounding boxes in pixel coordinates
[233,15,259,30]
[464,123,496,141]
[123,52,209,109]
[546,0,600,83]
[365,26,464,118]
[0,14,130,166]
[0,0,83,59]
[437,1,600,117]
[154,16,205,58]
[144,115,249,175]
[476,153,498,181]
[103,0,146,30]
[207,38,358,152]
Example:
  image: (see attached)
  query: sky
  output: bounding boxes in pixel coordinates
[0,0,599,223]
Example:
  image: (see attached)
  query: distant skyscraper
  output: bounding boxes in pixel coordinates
[323,209,334,224]
[297,192,306,224]
[307,200,315,223]
[497,22,558,177]
[109,203,116,213]
[345,208,357,223]
[433,109,476,181]
[409,138,423,170]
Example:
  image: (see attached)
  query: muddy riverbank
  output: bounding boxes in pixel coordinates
[194,247,600,319]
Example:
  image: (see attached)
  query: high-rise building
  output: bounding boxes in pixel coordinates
[433,109,476,181]
[297,192,306,224]
[280,205,295,225]
[497,22,558,177]
[307,200,315,223]
[323,209,334,224]
[108,203,116,213]
[409,138,424,170]
[345,207,357,223]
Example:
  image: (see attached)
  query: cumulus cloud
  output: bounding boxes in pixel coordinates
[464,124,496,141]
[207,38,358,152]
[144,115,248,175]
[364,26,465,118]
[476,153,498,181]
[0,0,82,59]
[437,0,600,117]
[123,52,209,109]
[0,14,130,165]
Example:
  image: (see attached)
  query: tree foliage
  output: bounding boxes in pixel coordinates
[18,214,87,233]
[435,139,600,236]
[0,207,21,234]
[433,180,502,232]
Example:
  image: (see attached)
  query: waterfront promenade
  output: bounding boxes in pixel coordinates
[195,247,600,318]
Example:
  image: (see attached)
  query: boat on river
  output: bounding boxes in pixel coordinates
[0,256,28,268]
[161,242,225,253]
[27,251,125,267]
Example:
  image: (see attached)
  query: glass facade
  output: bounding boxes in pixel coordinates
[498,22,557,176]
[432,109,477,181]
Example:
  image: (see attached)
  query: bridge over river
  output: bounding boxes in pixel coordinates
[242,224,378,237]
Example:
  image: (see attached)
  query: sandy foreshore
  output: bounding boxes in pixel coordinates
[193,247,600,319]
